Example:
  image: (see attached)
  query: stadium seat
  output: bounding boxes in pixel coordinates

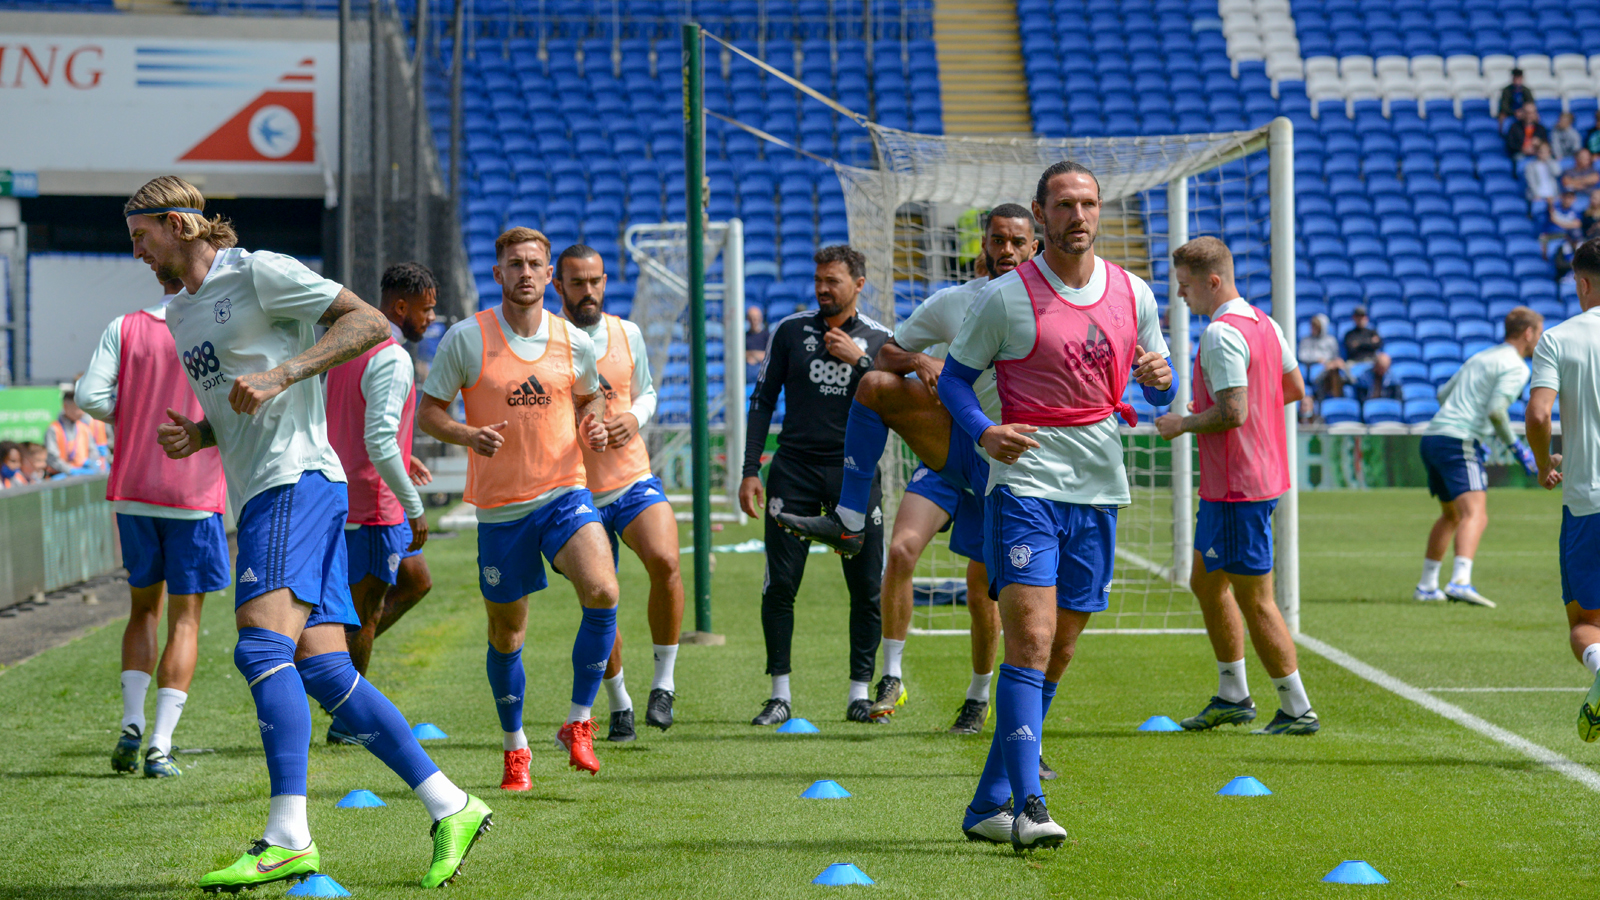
[1321,397,1361,424]
[1362,398,1404,424]
[1403,398,1440,423]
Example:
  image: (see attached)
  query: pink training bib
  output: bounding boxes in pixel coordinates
[327,338,416,526]
[1194,308,1290,502]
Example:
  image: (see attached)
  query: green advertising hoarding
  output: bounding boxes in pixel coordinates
[0,388,62,443]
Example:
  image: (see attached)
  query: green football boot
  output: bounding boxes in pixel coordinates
[1180,695,1258,731]
[1578,669,1600,743]
[111,725,141,774]
[142,747,182,778]
[1251,708,1321,735]
[421,795,493,888]
[198,839,319,893]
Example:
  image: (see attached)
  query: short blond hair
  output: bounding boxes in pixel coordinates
[122,176,237,249]
[495,226,550,261]
[1504,305,1544,340]
[1170,236,1234,277]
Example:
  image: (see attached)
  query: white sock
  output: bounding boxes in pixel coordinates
[1419,558,1443,591]
[651,643,678,692]
[967,671,992,702]
[1217,659,1250,703]
[771,673,791,702]
[1271,670,1312,718]
[263,795,311,851]
[567,703,592,724]
[848,680,870,702]
[882,638,905,679]
[604,671,633,712]
[836,506,866,531]
[1451,556,1474,585]
[120,670,151,736]
[413,770,469,821]
[150,687,187,756]
[1583,644,1600,676]
[503,728,528,751]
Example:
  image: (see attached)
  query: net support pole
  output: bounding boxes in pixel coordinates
[412,0,428,261]
[1269,116,1300,633]
[448,0,463,216]
[724,217,748,525]
[337,0,352,285]
[369,0,385,296]
[1166,177,1192,587]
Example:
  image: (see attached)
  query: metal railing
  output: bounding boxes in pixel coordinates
[0,474,117,608]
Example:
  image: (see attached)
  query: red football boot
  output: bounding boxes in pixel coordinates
[500,748,531,791]
[554,719,600,774]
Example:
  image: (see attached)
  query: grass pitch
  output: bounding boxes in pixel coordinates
[2,488,1598,898]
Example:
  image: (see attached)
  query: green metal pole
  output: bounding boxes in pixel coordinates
[683,22,713,636]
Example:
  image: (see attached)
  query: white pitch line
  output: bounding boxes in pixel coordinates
[1424,687,1586,693]
[1297,633,1600,795]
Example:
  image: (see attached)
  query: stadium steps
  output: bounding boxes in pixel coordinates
[931,0,1031,134]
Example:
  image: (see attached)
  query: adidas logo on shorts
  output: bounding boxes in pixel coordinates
[577,504,593,513]
[644,488,658,496]
[239,568,258,583]
[1205,548,1218,559]
[1005,725,1037,742]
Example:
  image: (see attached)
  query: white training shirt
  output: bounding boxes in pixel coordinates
[578,315,660,508]
[1425,342,1530,445]
[895,277,1004,432]
[948,255,1171,505]
[164,248,347,512]
[351,340,426,523]
[1532,305,1600,516]
[77,300,210,521]
[422,305,601,523]
[1197,297,1298,396]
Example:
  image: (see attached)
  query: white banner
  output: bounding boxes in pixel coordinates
[0,35,337,175]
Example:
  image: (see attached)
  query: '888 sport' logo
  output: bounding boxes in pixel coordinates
[808,358,853,396]
[183,341,227,391]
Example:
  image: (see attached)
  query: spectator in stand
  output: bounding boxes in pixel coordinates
[1550,189,1585,243]
[1553,111,1584,160]
[745,303,769,384]
[1585,110,1600,155]
[0,441,22,489]
[1527,139,1562,202]
[21,442,46,482]
[1563,148,1600,193]
[1583,188,1600,239]
[1498,68,1534,124]
[1297,313,1345,401]
[1506,102,1551,159]
[1343,306,1391,401]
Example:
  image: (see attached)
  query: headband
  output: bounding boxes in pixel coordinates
[127,207,204,217]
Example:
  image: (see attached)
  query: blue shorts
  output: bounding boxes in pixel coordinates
[1419,435,1489,502]
[1561,507,1600,610]
[234,471,358,630]
[116,512,230,595]
[983,486,1117,612]
[598,474,671,560]
[345,521,420,585]
[1195,498,1278,576]
[476,488,603,602]
[933,424,991,497]
[904,464,984,560]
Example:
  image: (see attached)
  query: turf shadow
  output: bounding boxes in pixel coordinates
[0,884,188,899]
[1230,754,1542,772]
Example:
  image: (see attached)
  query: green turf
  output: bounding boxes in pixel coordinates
[2,488,1597,898]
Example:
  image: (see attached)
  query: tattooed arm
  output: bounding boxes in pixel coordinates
[227,289,390,415]
[1184,386,1249,433]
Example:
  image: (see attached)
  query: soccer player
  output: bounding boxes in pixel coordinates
[552,244,683,743]
[1526,239,1600,741]
[418,227,616,786]
[324,262,439,746]
[1152,237,1317,736]
[777,205,1033,735]
[938,162,1175,849]
[739,244,893,727]
[130,177,490,891]
[78,274,230,778]
[1413,306,1546,608]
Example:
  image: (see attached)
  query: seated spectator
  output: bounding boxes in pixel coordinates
[1553,111,1584,160]
[1297,313,1344,398]
[745,303,769,383]
[0,441,22,489]
[1498,68,1534,124]
[1550,189,1585,242]
[21,443,46,483]
[1586,109,1600,155]
[1563,148,1600,194]
[1343,306,1391,401]
[1527,139,1562,202]
[1583,189,1600,239]
[1506,102,1551,159]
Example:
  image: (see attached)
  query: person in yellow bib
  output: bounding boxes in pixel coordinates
[418,227,616,786]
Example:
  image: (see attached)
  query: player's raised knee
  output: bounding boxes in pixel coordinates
[854,369,898,410]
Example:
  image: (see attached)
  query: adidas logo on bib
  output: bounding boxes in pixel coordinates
[1005,725,1037,742]
[239,568,258,583]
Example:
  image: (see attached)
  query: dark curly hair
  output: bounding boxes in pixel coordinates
[380,262,437,303]
[814,244,866,280]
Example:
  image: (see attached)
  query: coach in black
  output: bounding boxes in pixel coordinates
[739,245,893,728]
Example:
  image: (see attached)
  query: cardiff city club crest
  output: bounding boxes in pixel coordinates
[214,298,232,323]
[179,57,317,164]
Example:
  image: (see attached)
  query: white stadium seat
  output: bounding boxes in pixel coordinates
[1340,55,1375,79]
[1267,53,1303,81]
[1376,56,1410,79]
[1218,0,1253,17]
[1414,73,1453,100]
[1445,55,1481,78]
[1263,32,1299,56]
[1222,16,1258,39]
[1553,54,1588,77]
[1516,54,1553,77]
[1252,0,1290,14]
[1228,32,1265,60]
[1304,56,1339,79]
[1411,56,1446,79]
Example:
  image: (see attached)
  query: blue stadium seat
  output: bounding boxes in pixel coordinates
[1363,398,1404,424]
[1322,397,1361,424]
[1391,360,1430,384]
[1403,399,1440,423]
[1429,360,1463,383]
[1387,340,1423,362]
[1422,339,1462,362]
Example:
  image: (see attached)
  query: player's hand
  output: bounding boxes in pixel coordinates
[469,421,508,457]
[408,455,433,486]
[1131,345,1172,390]
[980,423,1041,465]
[824,327,861,366]
[157,409,202,459]
[406,513,429,552]
[1512,440,1539,476]
[912,354,943,400]
[228,369,288,416]
[581,413,607,452]
[1540,453,1564,490]
[739,475,765,519]
[1154,412,1185,440]
[605,412,640,449]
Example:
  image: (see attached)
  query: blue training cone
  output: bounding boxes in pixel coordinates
[776,718,820,734]
[1137,715,1182,732]
[336,789,386,808]
[812,863,875,885]
[1216,776,1272,796]
[1322,861,1389,885]
[801,779,852,799]
[287,874,352,897]
[411,722,449,740]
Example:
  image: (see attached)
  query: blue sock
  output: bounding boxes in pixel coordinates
[486,644,525,733]
[234,627,310,797]
[571,607,618,707]
[1042,679,1059,719]
[837,401,887,519]
[966,728,1012,826]
[297,651,440,789]
[997,663,1046,807]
